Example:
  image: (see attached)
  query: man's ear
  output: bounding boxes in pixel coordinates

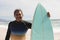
[47,12,50,17]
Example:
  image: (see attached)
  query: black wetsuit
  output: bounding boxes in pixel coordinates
[5,20,32,40]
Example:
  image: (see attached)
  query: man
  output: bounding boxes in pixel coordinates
[5,9,32,40]
[5,9,50,40]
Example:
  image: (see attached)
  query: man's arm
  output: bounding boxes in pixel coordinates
[24,21,32,29]
[5,23,11,40]
[27,22,32,29]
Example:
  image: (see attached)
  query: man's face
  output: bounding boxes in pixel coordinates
[14,11,23,21]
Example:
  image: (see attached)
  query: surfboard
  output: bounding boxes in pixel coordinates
[31,3,54,40]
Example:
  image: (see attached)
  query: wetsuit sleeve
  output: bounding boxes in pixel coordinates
[5,22,11,40]
[26,22,32,29]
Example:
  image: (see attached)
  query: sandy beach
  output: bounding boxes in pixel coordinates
[0,27,60,40]
[0,24,60,40]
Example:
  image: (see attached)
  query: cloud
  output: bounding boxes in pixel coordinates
[39,0,60,19]
[0,0,38,18]
[0,0,60,20]
[0,0,39,20]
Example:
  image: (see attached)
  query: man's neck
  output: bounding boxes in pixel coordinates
[16,20,22,22]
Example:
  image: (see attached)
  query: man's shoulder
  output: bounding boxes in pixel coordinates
[22,20,31,24]
[22,20,29,23]
[9,21,15,24]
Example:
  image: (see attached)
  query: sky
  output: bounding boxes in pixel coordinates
[0,0,60,21]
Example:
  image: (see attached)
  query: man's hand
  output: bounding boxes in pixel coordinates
[47,12,50,17]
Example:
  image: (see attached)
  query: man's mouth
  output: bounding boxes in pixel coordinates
[20,17,22,19]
